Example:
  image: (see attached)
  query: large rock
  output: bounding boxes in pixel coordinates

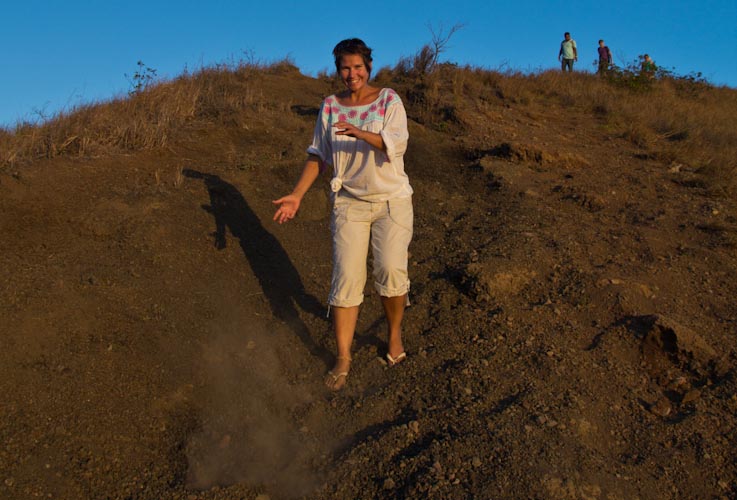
[641,314,728,379]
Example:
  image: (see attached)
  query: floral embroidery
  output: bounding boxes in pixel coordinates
[323,88,399,126]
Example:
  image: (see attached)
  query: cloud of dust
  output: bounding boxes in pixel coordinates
[185,319,327,498]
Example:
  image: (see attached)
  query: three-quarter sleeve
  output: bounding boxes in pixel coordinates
[307,100,333,173]
[379,91,409,162]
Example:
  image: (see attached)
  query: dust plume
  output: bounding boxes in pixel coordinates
[185,319,325,498]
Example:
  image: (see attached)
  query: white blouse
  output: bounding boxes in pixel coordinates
[307,88,413,202]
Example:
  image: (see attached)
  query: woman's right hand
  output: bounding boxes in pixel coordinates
[272,194,301,224]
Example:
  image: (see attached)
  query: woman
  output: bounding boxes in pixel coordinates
[273,38,413,391]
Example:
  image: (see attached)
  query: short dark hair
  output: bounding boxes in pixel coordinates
[333,38,373,74]
[564,32,571,37]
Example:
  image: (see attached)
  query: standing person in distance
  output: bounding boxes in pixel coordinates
[641,54,657,78]
[559,31,578,72]
[597,39,612,74]
[273,38,413,391]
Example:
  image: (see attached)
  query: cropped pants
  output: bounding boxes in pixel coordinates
[328,195,413,308]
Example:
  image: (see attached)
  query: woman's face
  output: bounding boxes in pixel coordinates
[339,54,370,92]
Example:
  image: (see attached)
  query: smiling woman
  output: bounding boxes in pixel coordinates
[272,38,413,390]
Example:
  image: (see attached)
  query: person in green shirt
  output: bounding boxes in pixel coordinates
[558,32,578,72]
[641,54,657,78]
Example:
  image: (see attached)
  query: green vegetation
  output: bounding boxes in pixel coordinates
[601,55,709,92]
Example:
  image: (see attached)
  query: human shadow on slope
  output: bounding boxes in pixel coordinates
[183,169,330,366]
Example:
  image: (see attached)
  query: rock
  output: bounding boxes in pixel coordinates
[681,389,701,405]
[650,397,672,418]
[642,315,718,370]
[82,273,98,285]
[408,420,420,434]
[637,283,656,299]
[472,457,482,468]
[383,478,396,490]
[667,377,688,390]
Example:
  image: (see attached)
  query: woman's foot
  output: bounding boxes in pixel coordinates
[387,334,405,367]
[325,356,351,391]
[386,351,407,367]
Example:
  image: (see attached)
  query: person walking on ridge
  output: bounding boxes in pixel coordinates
[559,32,578,72]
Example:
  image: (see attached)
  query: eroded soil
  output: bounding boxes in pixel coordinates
[1,75,736,500]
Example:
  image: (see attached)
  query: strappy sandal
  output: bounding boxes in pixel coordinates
[325,356,351,391]
[386,351,407,367]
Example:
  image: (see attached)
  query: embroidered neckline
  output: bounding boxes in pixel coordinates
[328,88,392,109]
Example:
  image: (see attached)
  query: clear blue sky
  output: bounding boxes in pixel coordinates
[3,0,736,127]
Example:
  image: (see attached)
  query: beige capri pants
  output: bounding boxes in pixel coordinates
[328,195,413,308]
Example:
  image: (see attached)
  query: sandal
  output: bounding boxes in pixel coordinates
[386,351,407,367]
[325,356,351,391]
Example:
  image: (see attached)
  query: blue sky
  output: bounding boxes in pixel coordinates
[3,0,736,127]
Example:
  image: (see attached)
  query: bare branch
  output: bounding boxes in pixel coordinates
[426,22,466,71]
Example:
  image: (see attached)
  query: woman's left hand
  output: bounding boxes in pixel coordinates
[334,121,363,139]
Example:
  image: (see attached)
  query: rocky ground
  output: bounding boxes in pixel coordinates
[1,72,736,500]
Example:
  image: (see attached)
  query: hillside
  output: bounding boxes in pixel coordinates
[1,62,736,500]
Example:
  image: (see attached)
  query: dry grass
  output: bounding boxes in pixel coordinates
[380,64,737,194]
[2,57,736,194]
[0,58,300,166]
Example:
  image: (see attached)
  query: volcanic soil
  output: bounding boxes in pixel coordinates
[1,69,736,500]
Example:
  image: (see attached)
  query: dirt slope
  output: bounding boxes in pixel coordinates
[1,71,736,500]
